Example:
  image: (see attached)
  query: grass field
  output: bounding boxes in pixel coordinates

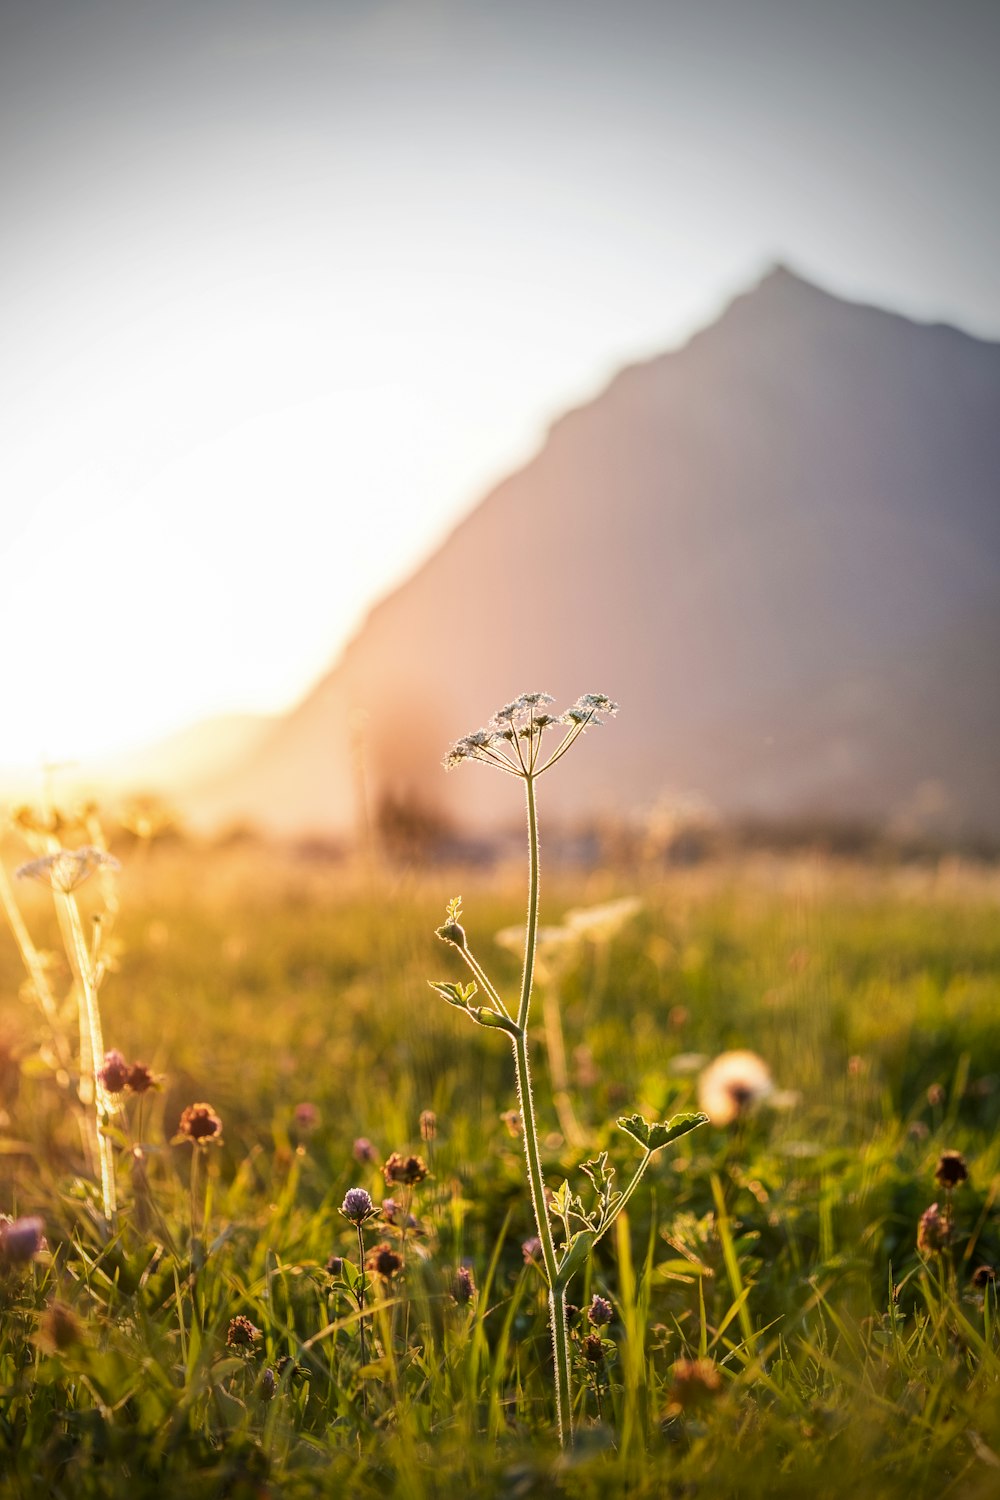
[1,834,999,1498]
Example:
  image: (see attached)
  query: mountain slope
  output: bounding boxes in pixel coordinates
[186,266,1000,840]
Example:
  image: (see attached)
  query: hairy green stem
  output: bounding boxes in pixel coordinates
[510,774,574,1447]
[57,892,117,1224]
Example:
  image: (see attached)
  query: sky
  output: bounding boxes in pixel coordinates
[1,0,998,772]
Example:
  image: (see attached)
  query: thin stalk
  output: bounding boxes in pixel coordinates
[513,1027,573,1446]
[0,862,74,1079]
[517,776,540,1033]
[56,892,117,1224]
[456,945,513,1022]
[355,1223,368,1413]
[595,1150,653,1246]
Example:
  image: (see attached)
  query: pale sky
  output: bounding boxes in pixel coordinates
[1,0,998,770]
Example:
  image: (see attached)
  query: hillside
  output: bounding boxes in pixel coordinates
[184,266,1000,841]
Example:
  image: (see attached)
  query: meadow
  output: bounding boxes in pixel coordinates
[1,817,999,1498]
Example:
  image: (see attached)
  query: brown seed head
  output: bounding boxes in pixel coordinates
[177,1102,223,1146]
[972,1265,997,1289]
[366,1242,403,1279]
[581,1333,606,1365]
[226,1315,261,1351]
[382,1151,428,1187]
[667,1357,723,1411]
[419,1109,437,1142]
[126,1062,158,1094]
[935,1150,968,1188]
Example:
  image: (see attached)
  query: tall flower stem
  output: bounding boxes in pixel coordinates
[355,1223,369,1413]
[511,773,574,1447]
[56,892,117,1225]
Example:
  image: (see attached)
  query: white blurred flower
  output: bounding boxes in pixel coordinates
[697,1050,773,1126]
[16,846,119,894]
[564,896,642,942]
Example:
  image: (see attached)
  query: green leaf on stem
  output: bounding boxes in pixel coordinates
[616,1111,709,1152]
[555,1228,597,1288]
[428,980,477,1009]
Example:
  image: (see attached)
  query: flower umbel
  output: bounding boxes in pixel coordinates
[16,846,120,894]
[444,692,618,778]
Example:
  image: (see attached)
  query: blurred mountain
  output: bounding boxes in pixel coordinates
[184,266,1000,842]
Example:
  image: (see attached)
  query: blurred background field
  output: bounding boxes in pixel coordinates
[2,831,998,1496]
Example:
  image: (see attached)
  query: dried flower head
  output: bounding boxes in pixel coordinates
[581,1333,606,1365]
[16,846,120,894]
[36,1300,84,1354]
[98,1049,130,1095]
[935,1150,968,1188]
[419,1109,437,1142]
[452,1265,476,1305]
[972,1265,997,1289]
[917,1202,950,1255]
[175,1102,223,1147]
[126,1062,158,1094]
[444,692,618,778]
[259,1367,277,1401]
[382,1152,428,1187]
[366,1242,403,1279]
[588,1295,614,1327]
[352,1137,377,1164]
[521,1235,542,1264]
[340,1187,378,1225]
[226,1315,261,1351]
[0,1215,45,1267]
[666,1358,723,1412]
[697,1050,773,1126]
[326,1255,345,1277]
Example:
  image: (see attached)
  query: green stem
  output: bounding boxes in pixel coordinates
[595,1150,653,1245]
[517,776,540,1034]
[513,1027,573,1446]
[457,945,513,1021]
[356,1222,368,1411]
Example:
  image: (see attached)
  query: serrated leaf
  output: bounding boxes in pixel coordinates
[617,1111,709,1152]
[428,980,476,1009]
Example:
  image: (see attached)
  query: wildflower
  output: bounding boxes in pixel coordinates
[419,1109,437,1142]
[917,1202,949,1255]
[126,1062,158,1094]
[564,1304,581,1326]
[294,1102,320,1133]
[666,1358,723,1412]
[382,1152,428,1187]
[326,1255,344,1276]
[934,1150,968,1188]
[0,1216,45,1267]
[36,1300,83,1354]
[588,1295,613,1327]
[365,1242,403,1279]
[581,1333,606,1365]
[16,846,119,894]
[564,897,642,942]
[697,1050,773,1126]
[259,1367,277,1401]
[340,1187,378,1225]
[521,1236,542,1264]
[972,1265,997,1289]
[175,1102,223,1147]
[926,1082,946,1107]
[352,1137,377,1164]
[501,1109,523,1138]
[226,1315,261,1352]
[98,1049,130,1095]
[452,1265,476,1304]
[444,692,619,776]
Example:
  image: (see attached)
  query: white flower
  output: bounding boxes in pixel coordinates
[16,847,120,894]
[697,1050,773,1126]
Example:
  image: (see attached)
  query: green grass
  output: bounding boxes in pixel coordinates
[1,844,999,1497]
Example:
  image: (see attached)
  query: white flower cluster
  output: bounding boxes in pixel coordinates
[444,692,618,777]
